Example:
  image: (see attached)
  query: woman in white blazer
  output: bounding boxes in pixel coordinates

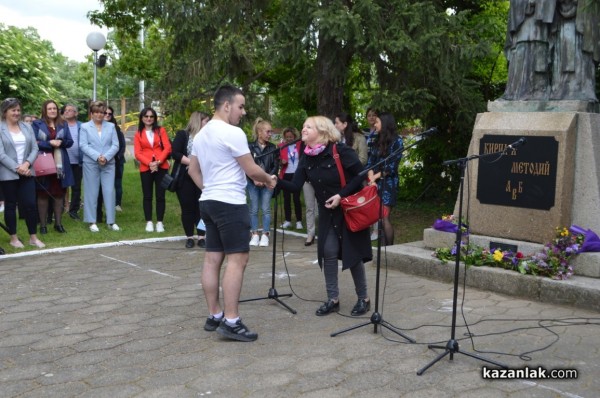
[0,98,45,248]
[79,101,120,232]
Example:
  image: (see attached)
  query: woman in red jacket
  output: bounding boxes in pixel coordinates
[278,127,303,230]
[133,107,172,232]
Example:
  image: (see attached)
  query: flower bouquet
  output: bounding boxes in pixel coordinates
[432,214,468,235]
[433,226,588,280]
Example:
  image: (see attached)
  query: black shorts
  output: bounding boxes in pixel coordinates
[199,200,251,254]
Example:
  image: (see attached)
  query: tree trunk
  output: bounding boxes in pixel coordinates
[315,30,352,119]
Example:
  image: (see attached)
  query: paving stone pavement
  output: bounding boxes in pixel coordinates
[0,233,599,397]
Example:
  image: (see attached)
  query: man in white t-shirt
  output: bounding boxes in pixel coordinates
[188,84,276,342]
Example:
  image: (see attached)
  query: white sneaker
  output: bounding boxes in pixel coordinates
[281,221,291,228]
[259,234,269,247]
[110,223,120,231]
[296,221,303,230]
[90,224,99,232]
[370,231,379,241]
[0,203,4,212]
[115,205,122,212]
[249,234,260,246]
[156,222,165,233]
[145,221,154,232]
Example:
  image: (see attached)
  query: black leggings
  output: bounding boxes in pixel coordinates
[282,173,302,222]
[176,176,203,237]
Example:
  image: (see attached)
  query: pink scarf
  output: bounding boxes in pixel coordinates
[304,143,326,156]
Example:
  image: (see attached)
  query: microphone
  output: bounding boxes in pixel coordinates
[419,127,438,137]
[507,137,526,149]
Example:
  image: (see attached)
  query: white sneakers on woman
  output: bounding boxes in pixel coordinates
[146,221,165,232]
[259,234,269,247]
[90,223,119,232]
[249,233,260,246]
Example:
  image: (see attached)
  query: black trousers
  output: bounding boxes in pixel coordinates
[140,169,167,222]
[2,177,37,235]
[68,163,83,213]
[176,175,202,237]
[282,173,302,222]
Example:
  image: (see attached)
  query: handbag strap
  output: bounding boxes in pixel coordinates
[332,143,346,187]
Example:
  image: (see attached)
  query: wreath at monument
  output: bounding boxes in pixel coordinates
[432,226,599,280]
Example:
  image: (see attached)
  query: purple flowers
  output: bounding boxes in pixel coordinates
[433,226,588,280]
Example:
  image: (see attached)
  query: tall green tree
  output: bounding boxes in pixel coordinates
[0,24,65,114]
[90,0,510,199]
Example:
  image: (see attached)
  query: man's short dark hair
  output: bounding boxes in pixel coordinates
[214,84,243,109]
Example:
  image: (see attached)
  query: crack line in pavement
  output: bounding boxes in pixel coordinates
[100,254,180,279]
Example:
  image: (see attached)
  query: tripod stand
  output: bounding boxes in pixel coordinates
[331,137,419,342]
[240,192,296,314]
[417,152,509,375]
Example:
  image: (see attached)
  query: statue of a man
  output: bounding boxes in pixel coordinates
[502,0,556,100]
[550,0,600,101]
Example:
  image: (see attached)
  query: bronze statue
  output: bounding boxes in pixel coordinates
[550,0,599,101]
[502,0,599,102]
[503,0,555,100]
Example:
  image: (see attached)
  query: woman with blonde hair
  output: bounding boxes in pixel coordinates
[247,117,279,247]
[277,116,372,317]
[171,111,210,248]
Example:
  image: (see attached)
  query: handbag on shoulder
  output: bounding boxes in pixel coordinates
[333,144,388,232]
[33,152,57,177]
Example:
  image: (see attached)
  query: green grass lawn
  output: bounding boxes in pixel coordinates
[2,160,453,254]
[2,161,184,254]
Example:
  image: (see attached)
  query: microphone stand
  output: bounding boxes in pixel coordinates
[239,155,296,314]
[417,149,510,375]
[254,138,301,160]
[331,133,429,341]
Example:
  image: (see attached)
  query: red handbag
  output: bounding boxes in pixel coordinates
[33,152,57,176]
[333,144,388,232]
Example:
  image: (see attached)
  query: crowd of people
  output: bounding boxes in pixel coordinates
[1,87,405,343]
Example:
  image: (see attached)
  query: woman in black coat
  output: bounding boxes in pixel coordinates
[277,116,372,317]
[171,111,210,248]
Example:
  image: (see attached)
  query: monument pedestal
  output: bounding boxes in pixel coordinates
[453,110,600,244]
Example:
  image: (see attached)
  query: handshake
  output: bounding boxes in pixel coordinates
[253,174,278,189]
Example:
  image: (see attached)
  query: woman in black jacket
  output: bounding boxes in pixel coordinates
[277,116,372,317]
[247,117,279,247]
[171,111,210,248]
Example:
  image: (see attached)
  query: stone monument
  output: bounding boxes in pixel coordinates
[431,0,600,248]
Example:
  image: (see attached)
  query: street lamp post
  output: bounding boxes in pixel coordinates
[86,32,107,101]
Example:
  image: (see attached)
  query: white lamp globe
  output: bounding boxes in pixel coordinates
[86,31,106,51]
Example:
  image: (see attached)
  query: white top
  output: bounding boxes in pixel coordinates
[145,129,154,147]
[286,145,299,174]
[192,119,250,205]
[10,130,26,165]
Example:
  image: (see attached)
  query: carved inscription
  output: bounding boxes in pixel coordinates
[476,135,558,210]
